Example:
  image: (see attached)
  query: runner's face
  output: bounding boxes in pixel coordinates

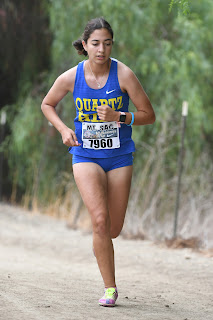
[83,28,113,64]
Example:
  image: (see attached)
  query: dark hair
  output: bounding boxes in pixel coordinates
[72,17,114,56]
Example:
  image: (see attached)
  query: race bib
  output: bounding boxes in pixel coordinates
[82,121,120,150]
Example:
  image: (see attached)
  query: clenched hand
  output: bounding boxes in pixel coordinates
[97,105,119,122]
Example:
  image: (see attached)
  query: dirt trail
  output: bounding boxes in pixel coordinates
[0,203,212,320]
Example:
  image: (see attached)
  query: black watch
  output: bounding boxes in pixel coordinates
[119,112,126,123]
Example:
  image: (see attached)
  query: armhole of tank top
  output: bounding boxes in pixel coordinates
[73,61,84,96]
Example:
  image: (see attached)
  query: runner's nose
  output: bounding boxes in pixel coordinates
[98,43,104,53]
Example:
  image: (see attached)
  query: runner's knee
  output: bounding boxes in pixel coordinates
[93,214,110,236]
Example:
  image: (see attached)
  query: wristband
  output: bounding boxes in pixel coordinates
[127,112,134,126]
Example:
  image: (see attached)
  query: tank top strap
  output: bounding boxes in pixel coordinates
[73,61,84,94]
[107,58,121,91]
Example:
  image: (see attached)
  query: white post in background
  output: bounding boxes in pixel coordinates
[0,111,7,201]
[173,101,188,238]
[1,111,7,126]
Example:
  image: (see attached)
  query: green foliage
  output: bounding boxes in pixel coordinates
[169,0,190,15]
[7,96,44,191]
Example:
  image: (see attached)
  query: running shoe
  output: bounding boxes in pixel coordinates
[99,287,118,307]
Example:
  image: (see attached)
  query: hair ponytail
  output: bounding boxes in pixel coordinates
[72,39,88,56]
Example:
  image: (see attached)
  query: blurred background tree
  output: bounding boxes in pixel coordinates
[0,0,51,196]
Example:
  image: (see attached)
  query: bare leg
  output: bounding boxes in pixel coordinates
[73,162,116,288]
[107,165,133,238]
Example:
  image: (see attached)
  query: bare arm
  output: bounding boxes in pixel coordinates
[118,61,155,125]
[41,67,80,147]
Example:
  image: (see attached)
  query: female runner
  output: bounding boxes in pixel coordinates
[41,17,155,307]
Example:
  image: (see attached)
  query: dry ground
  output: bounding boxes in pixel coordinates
[0,203,212,320]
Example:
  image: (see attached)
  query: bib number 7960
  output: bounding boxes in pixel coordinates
[89,138,113,149]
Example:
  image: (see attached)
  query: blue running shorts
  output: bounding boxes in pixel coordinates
[72,153,133,172]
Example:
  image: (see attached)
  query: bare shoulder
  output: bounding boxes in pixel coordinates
[55,65,78,92]
[117,60,137,92]
[42,66,78,107]
[117,60,134,78]
[117,60,152,113]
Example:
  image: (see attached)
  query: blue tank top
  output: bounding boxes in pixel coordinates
[68,58,135,158]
